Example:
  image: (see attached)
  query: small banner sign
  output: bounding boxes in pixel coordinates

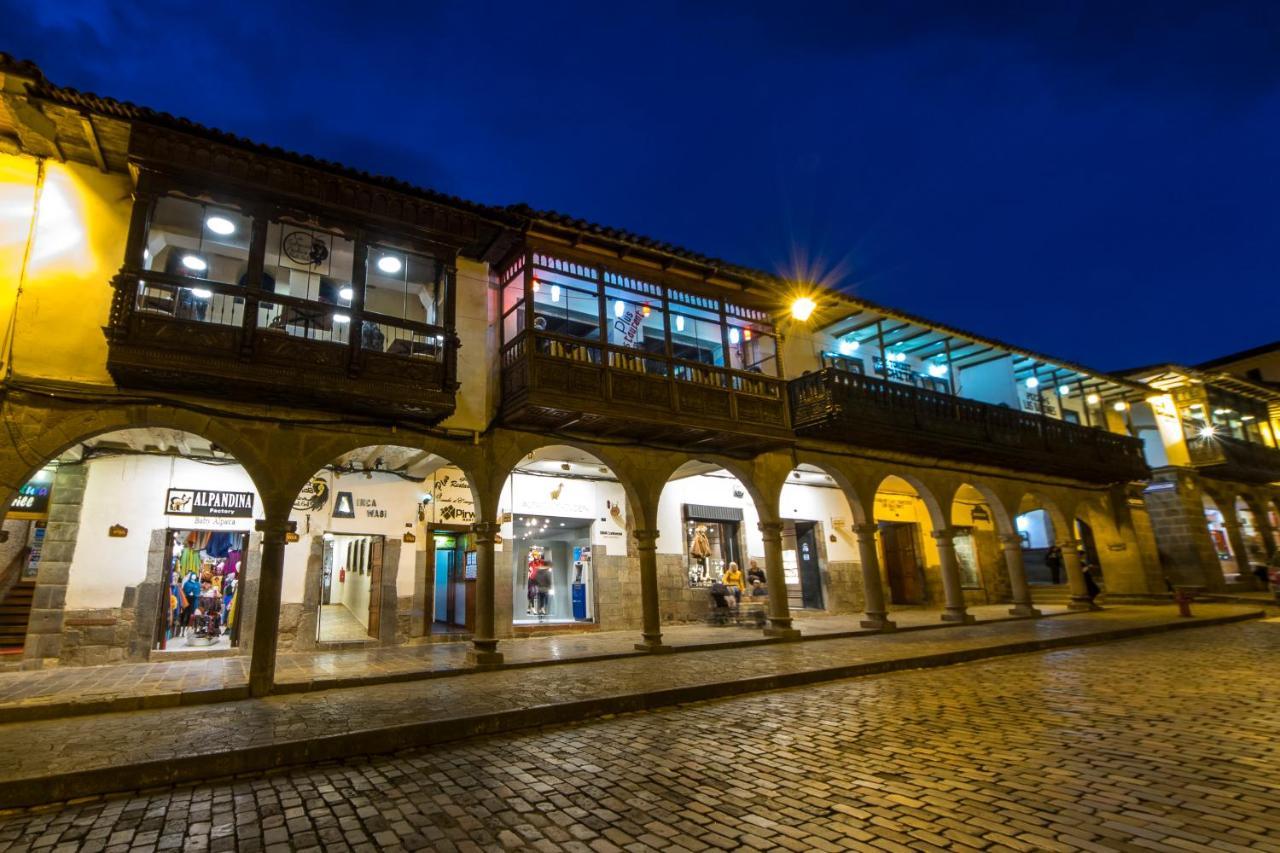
[108,524,128,538]
[165,489,255,518]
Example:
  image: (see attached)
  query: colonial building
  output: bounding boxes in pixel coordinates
[1118,359,1280,590]
[0,55,1173,694]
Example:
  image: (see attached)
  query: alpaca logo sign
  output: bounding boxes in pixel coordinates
[165,489,255,518]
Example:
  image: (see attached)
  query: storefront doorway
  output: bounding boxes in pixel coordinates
[318,533,384,642]
[880,521,925,605]
[782,521,824,610]
[155,528,247,653]
[511,514,595,625]
[684,505,743,588]
[432,529,474,632]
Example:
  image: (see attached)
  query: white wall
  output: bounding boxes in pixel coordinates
[284,470,426,604]
[1016,510,1053,549]
[68,455,261,609]
[656,472,763,559]
[331,534,372,628]
[956,356,1018,407]
[496,472,629,557]
[779,481,857,561]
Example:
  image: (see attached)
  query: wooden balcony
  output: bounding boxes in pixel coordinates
[105,272,457,422]
[1186,432,1280,484]
[790,368,1149,483]
[500,330,792,452]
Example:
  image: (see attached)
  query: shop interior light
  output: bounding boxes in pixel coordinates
[1241,415,1255,421]
[190,287,212,299]
[675,315,685,332]
[641,304,650,316]
[743,328,752,340]
[790,296,817,322]
[1086,393,1101,405]
[1113,401,1128,412]
[531,279,540,292]
[728,328,740,344]
[837,338,859,356]
[1025,377,1040,389]
[376,255,403,274]
[180,254,207,272]
[205,215,236,236]
[1199,425,1217,439]
[551,284,560,302]
[927,363,948,378]
[614,299,626,318]
[1058,385,1072,396]
[332,313,351,323]
[890,351,907,363]
[339,286,354,301]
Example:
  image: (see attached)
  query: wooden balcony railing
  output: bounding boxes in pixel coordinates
[104,270,458,422]
[790,368,1149,483]
[1186,432,1280,484]
[500,330,791,450]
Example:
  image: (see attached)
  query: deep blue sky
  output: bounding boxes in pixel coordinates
[7,1,1278,370]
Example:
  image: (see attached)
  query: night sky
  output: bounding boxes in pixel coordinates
[7,1,1277,371]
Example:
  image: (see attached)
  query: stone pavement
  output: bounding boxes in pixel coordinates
[0,604,1076,722]
[1,618,1276,852]
[0,604,1259,808]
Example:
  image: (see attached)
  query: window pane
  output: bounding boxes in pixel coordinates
[728,321,776,375]
[670,306,724,367]
[361,244,444,358]
[138,195,249,327]
[605,287,666,375]
[260,220,354,344]
[531,271,599,340]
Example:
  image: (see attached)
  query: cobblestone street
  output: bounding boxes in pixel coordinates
[2,619,1277,852]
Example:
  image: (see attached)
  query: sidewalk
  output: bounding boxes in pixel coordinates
[0,603,1260,808]
[0,603,1072,723]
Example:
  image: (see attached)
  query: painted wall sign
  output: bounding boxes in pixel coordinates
[332,491,355,519]
[293,476,330,512]
[108,524,128,538]
[165,489,255,518]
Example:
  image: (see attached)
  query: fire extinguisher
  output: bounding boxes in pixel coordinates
[339,568,346,583]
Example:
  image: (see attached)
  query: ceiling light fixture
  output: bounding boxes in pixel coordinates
[205,215,236,236]
[377,255,403,274]
[1025,377,1040,390]
[332,313,351,323]
[180,254,207,272]
[190,288,212,299]
[339,286,354,301]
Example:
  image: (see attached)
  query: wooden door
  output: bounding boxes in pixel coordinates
[881,522,924,604]
[367,537,383,639]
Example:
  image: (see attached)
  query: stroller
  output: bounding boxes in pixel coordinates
[707,582,734,626]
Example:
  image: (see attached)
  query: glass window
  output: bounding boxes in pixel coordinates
[670,305,725,384]
[502,276,525,344]
[138,195,252,327]
[531,270,600,340]
[260,219,355,344]
[605,286,666,375]
[727,321,777,375]
[361,244,445,358]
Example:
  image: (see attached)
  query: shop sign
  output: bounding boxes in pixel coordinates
[108,524,129,538]
[285,531,300,543]
[332,491,355,519]
[166,489,255,518]
[8,479,51,519]
[402,532,417,543]
[294,476,330,512]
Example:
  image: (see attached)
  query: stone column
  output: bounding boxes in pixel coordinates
[933,528,974,624]
[1060,538,1097,610]
[248,517,290,697]
[853,523,895,630]
[633,529,669,652]
[759,521,800,639]
[467,521,503,667]
[23,463,87,668]
[999,534,1041,617]
[1255,514,1278,561]
[1222,517,1256,588]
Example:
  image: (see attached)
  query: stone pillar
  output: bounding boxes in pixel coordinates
[759,521,800,639]
[633,529,669,652]
[467,521,503,667]
[933,528,974,624]
[1060,538,1097,610]
[1255,513,1278,561]
[23,463,88,667]
[248,517,290,697]
[853,523,895,630]
[999,534,1041,617]
[1222,517,1256,588]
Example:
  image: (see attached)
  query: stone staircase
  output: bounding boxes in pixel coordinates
[1029,585,1074,605]
[0,581,34,656]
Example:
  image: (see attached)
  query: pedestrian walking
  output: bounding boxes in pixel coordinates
[1044,545,1063,585]
[1082,562,1101,603]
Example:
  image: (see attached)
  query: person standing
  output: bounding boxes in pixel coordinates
[1044,545,1063,585]
[746,560,767,588]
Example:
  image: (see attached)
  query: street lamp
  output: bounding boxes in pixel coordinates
[790,296,817,322]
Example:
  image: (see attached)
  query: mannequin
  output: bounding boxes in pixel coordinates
[535,559,553,616]
[526,548,543,615]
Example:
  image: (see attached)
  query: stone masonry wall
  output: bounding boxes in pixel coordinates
[23,464,87,668]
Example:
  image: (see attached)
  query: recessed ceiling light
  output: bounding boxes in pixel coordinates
[206,215,236,235]
[190,288,212,299]
[181,254,207,272]
[339,287,354,301]
[332,313,351,323]
[377,255,402,274]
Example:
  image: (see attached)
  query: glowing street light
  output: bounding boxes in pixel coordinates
[790,296,816,322]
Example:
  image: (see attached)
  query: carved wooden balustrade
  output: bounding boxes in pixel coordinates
[790,368,1150,483]
[500,330,792,451]
[105,270,458,422]
[1186,431,1280,484]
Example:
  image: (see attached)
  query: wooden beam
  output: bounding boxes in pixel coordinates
[80,115,107,172]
